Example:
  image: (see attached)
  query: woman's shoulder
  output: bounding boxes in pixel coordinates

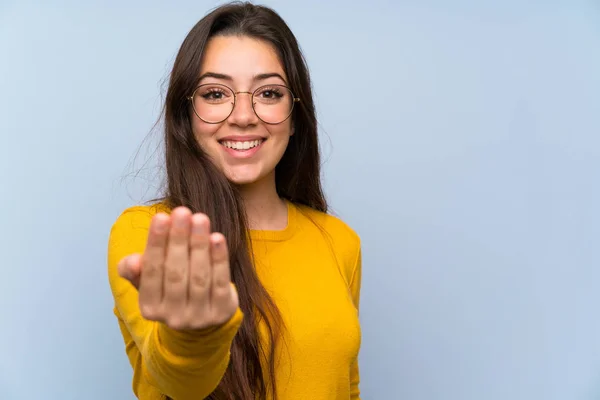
[293,203,361,253]
[292,203,362,287]
[111,202,171,232]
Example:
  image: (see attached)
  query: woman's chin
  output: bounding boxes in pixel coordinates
[223,167,263,186]
[228,177,259,186]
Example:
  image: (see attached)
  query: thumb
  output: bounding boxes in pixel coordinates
[117,254,142,290]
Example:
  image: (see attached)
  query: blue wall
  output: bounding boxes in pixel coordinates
[1,1,599,399]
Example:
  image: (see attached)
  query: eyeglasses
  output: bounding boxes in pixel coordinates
[187,83,300,125]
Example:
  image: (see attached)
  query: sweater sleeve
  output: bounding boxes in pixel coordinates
[107,207,243,400]
[349,246,362,400]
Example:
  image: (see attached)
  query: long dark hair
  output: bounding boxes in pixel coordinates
[158,2,326,398]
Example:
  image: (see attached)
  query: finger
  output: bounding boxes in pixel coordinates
[162,207,192,310]
[139,213,170,309]
[188,213,212,307]
[229,282,239,309]
[117,254,142,289]
[209,233,236,313]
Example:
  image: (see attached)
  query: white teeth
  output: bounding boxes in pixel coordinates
[221,139,263,150]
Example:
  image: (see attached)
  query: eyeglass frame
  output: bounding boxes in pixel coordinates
[187,83,301,125]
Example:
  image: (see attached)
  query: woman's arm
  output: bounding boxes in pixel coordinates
[107,207,243,400]
[349,246,362,400]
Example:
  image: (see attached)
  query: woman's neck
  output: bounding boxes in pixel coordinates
[237,174,288,231]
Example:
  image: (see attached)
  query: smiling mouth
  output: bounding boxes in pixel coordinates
[219,139,266,151]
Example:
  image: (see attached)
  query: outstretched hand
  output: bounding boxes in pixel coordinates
[117,207,239,331]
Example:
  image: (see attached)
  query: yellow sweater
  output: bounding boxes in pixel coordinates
[107,200,362,400]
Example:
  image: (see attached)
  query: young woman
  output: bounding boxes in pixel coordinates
[107,2,362,399]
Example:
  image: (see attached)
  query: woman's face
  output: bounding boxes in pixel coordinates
[190,35,294,186]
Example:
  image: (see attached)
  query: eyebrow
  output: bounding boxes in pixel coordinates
[198,72,287,84]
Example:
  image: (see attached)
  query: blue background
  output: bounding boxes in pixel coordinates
[1,1,599,399]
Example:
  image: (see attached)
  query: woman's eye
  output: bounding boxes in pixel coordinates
[258,89,282,98]
[203,91,223,99]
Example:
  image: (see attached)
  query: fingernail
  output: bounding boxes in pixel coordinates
[213,238,223,249]
[174,212,189,228]
[153,214,169,233]
[192,215,208,234]
[155,220,166,233]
